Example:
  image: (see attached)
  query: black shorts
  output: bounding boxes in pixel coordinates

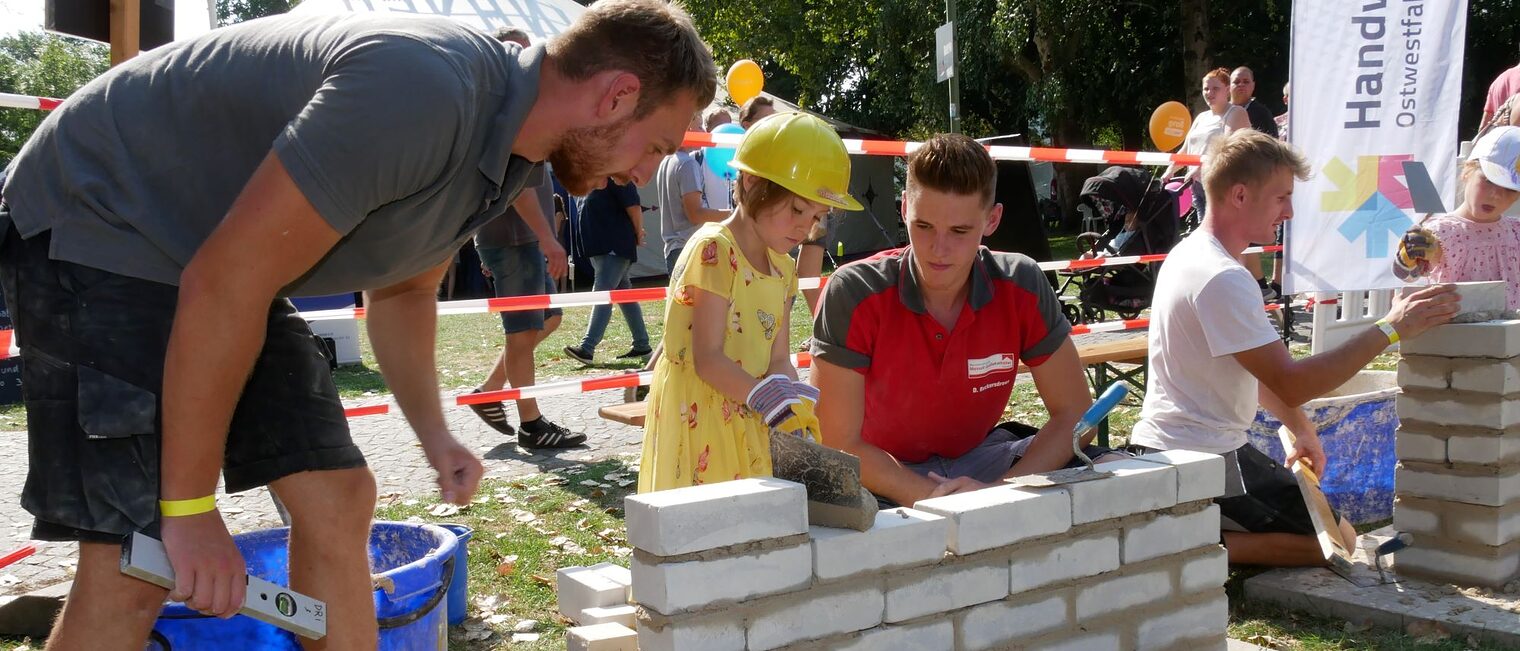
[1129,442,1331,536]
[0,226,366,543]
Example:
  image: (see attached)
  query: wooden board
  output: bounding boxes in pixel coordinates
[1018,335,1148,374]
[598,401,647,427]
[1276,428,1357,559]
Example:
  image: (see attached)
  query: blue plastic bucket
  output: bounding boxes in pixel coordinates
[437,523,473,626]
[148,521,457,650]
[1247,371,1400,524]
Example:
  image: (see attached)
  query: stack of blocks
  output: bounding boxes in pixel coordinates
[1393,319,1520,587]
[623,451,1229,650]
[557,562,639,650]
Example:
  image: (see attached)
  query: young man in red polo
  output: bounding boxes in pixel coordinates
[811,134,1117,507]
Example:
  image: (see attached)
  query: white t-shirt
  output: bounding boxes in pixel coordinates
[1182,105,1244,175]
[1131,232,1280,454]
[698,159,733,211]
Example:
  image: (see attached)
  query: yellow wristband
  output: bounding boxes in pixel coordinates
[1375,318,1400,344]
[159,495,217,517]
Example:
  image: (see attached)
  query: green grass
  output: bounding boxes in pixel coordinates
[375,459,641,651]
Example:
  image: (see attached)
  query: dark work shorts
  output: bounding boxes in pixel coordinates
[1129,442,1329,537]
[0,226,367,543]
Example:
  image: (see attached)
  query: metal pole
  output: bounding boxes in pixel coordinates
[945,0,960,133]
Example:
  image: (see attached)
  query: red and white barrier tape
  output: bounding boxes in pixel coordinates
[298,245,1283,322]
[0,245,1284,360]
[341,303,1282,419]
[1,93,1200,167]
[0,92,62,111]
[680,131,1200,166]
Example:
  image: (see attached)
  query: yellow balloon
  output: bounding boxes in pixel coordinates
[727,59,765,106]
[1149,101,1192,151]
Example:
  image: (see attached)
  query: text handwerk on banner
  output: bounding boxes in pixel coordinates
[1346,0,1428,130]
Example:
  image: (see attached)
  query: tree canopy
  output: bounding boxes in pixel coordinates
[0,31,107,168]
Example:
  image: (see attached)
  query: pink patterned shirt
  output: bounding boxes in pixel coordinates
[1426,213,1520,309]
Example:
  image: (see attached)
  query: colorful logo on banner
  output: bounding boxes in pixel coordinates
[1321,154,1415,258]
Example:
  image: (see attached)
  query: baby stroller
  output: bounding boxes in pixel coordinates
[1057,166,1182,325]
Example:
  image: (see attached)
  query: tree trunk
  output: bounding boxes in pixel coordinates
[1180,0,1211,114]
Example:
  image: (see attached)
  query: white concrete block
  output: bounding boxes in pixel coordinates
[1450,357,1520,395]
[1391,544,1520,589]
[567,623,639,651]
[1395,464,1520,507]
[1074,569,1172,621]
[1136,594,1229,651]
[1400,320,1520,358]
[884,556,1009,623]
[1027,631,1123,651]
[810,508,947,581]
[1180,546,1229,594]
[914,485,1071,554]
[631,543,812,615]
[578,604,638,628]
[1396,392,1520,429]
[625,478,807,556]
[957,594,1070,651]
[1394,430,1447,463]
[1447,501,1520,547]
[1447,434,1520,465]
[1123,505,1220,564]
[1447,279,1507,317]
[1132,449,1226,502]
[1398,356,1451,390]
[746,583,884,650]
[1066,458,1178,524]
[1453,280,1509,317]
[1008,532,1119,594]
[637,617,745,651]
[559,564,632,620]
[1392,498,1441,535]
[828,620,954,651]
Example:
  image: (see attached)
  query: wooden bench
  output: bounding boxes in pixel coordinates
[598,335,1151,442]
[598,401,648,427]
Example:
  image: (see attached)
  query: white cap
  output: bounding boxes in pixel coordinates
[1469,126,1520,191]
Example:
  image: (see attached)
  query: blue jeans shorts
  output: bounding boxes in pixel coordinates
[478,243,562,334]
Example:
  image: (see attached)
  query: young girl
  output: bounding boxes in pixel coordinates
[1399,126,1520,308]
[638,113,862,492]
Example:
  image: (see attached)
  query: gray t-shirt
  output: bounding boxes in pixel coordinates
[656,151,703,256]
[1,14,542,297]
[474,164,554,249]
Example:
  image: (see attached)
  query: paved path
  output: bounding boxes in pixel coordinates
[0,387,647,597]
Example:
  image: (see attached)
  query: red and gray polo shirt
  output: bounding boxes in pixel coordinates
[811,246,1071,463]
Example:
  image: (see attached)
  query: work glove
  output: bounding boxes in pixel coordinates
[746,375,823,441]
[746,374,812,427]
[1393,226,1441,282]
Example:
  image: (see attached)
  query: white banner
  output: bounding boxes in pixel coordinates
[1285,0,1467,294]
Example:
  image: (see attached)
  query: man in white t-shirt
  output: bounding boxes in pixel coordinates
[695,107,734,211]
[1133,130,1458,567]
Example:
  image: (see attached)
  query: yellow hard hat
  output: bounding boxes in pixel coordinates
[729,112,863,211]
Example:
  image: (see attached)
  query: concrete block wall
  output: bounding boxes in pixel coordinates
[626,453,1229,651]
[1394,320,1520,588]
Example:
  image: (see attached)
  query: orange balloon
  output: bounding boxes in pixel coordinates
[727,59,765,106]
[1149,101,1192,151]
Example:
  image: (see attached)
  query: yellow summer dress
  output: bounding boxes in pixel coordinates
[637,222,798,492]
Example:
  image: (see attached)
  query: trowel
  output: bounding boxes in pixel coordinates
[1007,383,1130,488]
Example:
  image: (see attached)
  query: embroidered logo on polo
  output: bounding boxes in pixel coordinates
[967,353,1017,380]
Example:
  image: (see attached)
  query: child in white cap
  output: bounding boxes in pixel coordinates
[1397,126,1520,308]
